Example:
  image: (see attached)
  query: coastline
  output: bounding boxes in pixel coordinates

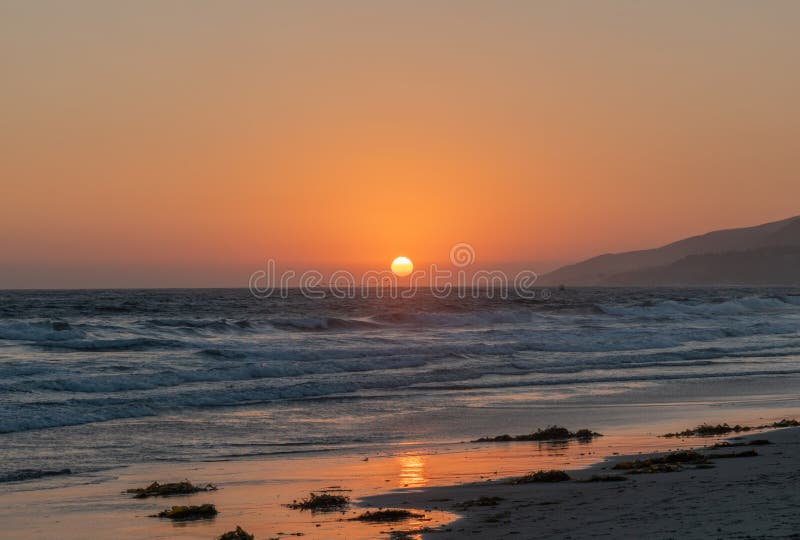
[4,287,800,539]
[1,414,797,539]
[365,426,800,539]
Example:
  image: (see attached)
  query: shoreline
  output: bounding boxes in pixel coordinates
[364,425,800,539]
[1,416,797,539]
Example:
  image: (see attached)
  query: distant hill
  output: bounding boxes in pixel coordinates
[540,215,800,286]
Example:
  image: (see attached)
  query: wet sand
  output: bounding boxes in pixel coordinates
[0,417,796,539]
[366,427,800,539]
[0,433,729,539]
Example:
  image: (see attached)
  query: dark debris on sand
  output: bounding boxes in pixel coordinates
[389,529,431,540]
[218,526,254,540]
[710,439,771,449]
[662,423,752,438]
[126,480,217,498]
[771,419,800,428]
[613,448,760,474]
[706,449,759,459]
[286,492,350,511]
[509,470,571,484]
[473,426,601,443]
[613,451,708,474]
[662,419,799,438]
[153,504,218,520]
[350,509,424,522]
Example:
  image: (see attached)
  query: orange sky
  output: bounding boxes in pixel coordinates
[2,1,799,288]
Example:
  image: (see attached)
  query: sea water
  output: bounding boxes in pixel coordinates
[1,287,799,483]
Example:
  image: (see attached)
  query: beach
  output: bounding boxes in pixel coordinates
[367,426,800,539]
[1,417,797,539]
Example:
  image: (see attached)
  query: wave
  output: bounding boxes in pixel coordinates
[200,348,248,359]
[265,295,800,330]
[38,337,184,352]
[0,468,72,483]
[0,401,160,434]
[0,320,83,342]
[145,318,252,331]
[413,367,800,392]
[4,359,800,434]
[5,318,800,396]
[0,321,186,351]
[0,354,436,394]
[599,295,799,318]
[373,309,539,327]
[269,317,384,331]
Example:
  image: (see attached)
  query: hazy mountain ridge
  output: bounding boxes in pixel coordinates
[603,246,800,286]
[541,215,800,286]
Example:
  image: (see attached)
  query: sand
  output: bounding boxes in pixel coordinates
[364,427,800,539]
[0,424,734,539]
[2,422,797,539]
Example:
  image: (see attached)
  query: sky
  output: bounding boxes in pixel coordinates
[2,1,799,288]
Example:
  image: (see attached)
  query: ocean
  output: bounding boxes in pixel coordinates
[2,287,800,484]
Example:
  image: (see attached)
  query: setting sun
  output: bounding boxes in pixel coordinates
[390,256,414,277]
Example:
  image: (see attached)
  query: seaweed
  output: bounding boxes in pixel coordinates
[218,526,255,540]
[389,529,434,540]
[286,492,350,511]
[662,423,750,438]
[662,418,799,438]
[709,439,770,449]
[154,504,218,520]
[573,429,599,440]
[613,450,708,473]
[770,419,800,428]
[509,470,570,484]
[625,463,684,474]
[126,480,216,498]
[351,509,424,522]
[614,446,762,474]
[705,450,758,459]
[473,426,601,443]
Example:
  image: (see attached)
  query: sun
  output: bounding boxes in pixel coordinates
[390,256,414,277]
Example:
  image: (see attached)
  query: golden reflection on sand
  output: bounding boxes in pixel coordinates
[398,454,426,488]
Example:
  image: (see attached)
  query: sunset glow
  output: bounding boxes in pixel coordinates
[1,2,799,290]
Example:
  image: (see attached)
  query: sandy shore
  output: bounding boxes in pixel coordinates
[1,431,710,540]
[365,427,800,539]
[1,419,797,539]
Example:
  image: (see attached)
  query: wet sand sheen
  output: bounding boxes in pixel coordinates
[0,418,776,540]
